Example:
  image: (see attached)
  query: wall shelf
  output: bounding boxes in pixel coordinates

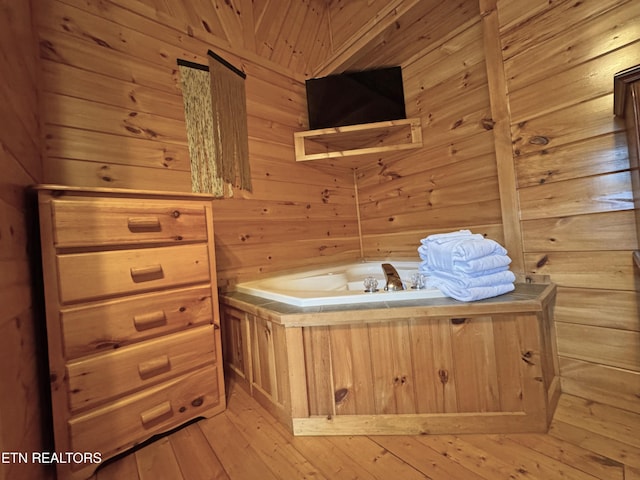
[294,118,422,162]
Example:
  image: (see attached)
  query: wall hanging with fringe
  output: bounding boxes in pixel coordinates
[177,51,252,197]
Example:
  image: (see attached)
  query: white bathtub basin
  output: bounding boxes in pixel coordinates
[235,261,445,307]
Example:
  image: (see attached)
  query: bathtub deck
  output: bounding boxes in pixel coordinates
[92,380,640,480]
[222,282,553,327]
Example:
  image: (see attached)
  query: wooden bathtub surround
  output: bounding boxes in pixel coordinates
[34,185,226,480]
[221,282,559,436]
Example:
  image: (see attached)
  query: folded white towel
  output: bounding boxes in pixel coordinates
[451,237,508,261]
[417,230,514,301]
[420,262,511,279]
[418,235,508,272]
[420,229,482,245]
[419,253,512,277]
[425,269,516,289]
[452,254,512,275]
[437,282,515,302]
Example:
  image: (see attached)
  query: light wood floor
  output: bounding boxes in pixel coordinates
[93,382,640,480]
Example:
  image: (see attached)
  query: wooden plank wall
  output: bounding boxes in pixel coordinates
[0,2,52,480]
[36,0,361,289]
[498,0,640,413]
[327,0,640,412]
[353,1,506,257]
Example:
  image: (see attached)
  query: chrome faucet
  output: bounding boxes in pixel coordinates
[382,263,404,291]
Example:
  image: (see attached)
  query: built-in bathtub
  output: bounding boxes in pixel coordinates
[235,260,445,307]
[221,279,559,436]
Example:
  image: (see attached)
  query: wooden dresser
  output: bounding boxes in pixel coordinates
[34,185,225,480]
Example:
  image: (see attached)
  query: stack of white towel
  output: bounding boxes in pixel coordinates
[418,230,515,301]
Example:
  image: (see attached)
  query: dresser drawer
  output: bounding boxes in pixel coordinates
[61,285,215,360]
[57,243,211,304]
[69,365,221,463]
[66,325,216,412]
[51,197,208,248]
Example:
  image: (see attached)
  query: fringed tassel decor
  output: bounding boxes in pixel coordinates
[207,50,252,193]
[178,60,226,197]
[177,52,252,197]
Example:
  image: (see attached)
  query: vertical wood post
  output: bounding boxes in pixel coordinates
[480,0,525,274]
[285,327,310,420]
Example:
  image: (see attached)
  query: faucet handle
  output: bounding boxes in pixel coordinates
[410,272,426,289]
[363,277,379,292]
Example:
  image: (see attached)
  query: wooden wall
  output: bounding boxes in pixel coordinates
[319,0,507,255]
[499,0,640,412]
[314,0,508,258]
[328,0,640,412]
[36,0,361,289]
[0,1,52,479]
[353,1,506,257]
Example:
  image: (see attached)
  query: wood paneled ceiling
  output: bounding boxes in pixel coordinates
[133,0,332,77]
[131,0,479,77]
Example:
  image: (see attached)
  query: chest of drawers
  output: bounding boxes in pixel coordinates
[34,185,225,480]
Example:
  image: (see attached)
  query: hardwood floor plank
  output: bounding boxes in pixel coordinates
[226,384,378,479]
[372,436,487,480]
[94,451,139,480]
[222,385,329,480]
[325,436,430,479]
[507,432,624,480]
[287,436,383,479]
[463,434,602,480]
[415,435,533,480]
[90,384,640,480]
[198,402,281,480]
[626,465,640,480]
[549,421,640,469]
[169,422,230,480]
[556,396,640,448]
[135,437,184,480]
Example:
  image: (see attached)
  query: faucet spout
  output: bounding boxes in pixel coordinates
[382,263,404,291]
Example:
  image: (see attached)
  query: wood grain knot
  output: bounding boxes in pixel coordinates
[481,118,495,130]
[334,388,349,405]
[393,376,408,386]
[536,255,549,268]
[529,136,549,145]
[521,351,535,365]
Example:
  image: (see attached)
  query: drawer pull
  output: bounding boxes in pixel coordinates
[133,311,167,331]
[140,401,173,427]
[138,355,171,379]
[127,216,161,232]
[130,265,164,282]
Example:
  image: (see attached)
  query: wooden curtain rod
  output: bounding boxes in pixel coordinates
[207,50,247,79]
[176,59,209,71]
[177,53,246,80]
